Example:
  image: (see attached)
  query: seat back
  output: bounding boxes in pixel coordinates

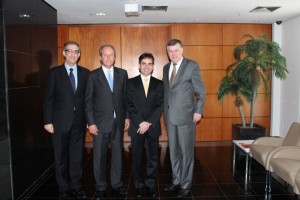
[282,122,300,146]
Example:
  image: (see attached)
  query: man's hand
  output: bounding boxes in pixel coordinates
[124,118,130,131]
[44,124,54,134]
[88,125,99,135]
[137,121,151,134]
[193,113,202,124]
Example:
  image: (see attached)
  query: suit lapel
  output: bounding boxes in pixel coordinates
[147,76,156,97]
[60,65,74,94]
[165,64,171,89]
[113,67,120,93]
[98,67,112,92]
[76,66,83,94]
[171,58,186,88]
[138,75,147,98]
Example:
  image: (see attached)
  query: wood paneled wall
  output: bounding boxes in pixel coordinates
[57,23,272,142]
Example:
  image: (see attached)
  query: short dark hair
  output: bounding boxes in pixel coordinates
[99,45,116,56]
[63,41,80,51]
[139,53,155,64]
[166,39,183,48]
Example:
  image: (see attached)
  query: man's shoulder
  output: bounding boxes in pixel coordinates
[78,65,90,73]
[183,58,198,66]
[151,76,162,83]
[115,67,127,74]
[49,65,65,73]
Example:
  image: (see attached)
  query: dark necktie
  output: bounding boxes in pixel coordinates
[169,63,177,86]
[69,68,76,93]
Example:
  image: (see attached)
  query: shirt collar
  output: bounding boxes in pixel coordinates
[173,57,183,67]
[140,74,151,80]
[65,63,77,72]
[102,66,114,73]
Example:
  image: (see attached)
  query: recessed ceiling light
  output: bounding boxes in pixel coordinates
[90,12,106,16]
[19,13,30,18]
[95,12,106,16]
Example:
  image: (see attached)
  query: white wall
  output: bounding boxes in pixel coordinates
[273,15,300,137]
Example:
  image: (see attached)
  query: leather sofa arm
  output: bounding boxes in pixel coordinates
[251,137,284,147]
[265,146,300,170]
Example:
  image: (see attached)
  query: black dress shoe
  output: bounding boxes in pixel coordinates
[163,184,180,192]
[176,189,190,198]
[135,188,144,198]
[112,186,128,195]
[146,187,156,198]
[94,190,106,200]
[58,191,69,200]
[72,190,87,199]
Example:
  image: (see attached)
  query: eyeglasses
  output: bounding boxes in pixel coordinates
[64,49,80,54]
[141,62,154,66]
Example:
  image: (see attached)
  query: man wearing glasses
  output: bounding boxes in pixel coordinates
[43,41,90,199]
[126,53,164,198]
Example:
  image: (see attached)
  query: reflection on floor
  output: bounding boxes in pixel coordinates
[24,141,297,199]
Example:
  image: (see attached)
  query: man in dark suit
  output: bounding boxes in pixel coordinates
[126,53,164,198]
[163,39,206,198]
[85,45,130,199]
[43,41,90,199]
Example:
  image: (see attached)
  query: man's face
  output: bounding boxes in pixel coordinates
[167,43,183,64]
[139,58,154,76]
[63,44,80,66]
[101,46,115,68]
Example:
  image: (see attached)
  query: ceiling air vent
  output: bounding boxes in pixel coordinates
[142,6,168,12]
[250,6,281,13]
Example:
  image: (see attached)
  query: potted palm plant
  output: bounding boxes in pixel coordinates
[218,34,288,139]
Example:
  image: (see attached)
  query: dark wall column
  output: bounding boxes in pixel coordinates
[0,0,57,199]
[0,0,14,199]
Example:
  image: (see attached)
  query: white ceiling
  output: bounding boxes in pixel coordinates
[44,0,300,25]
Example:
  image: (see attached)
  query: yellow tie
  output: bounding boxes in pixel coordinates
[143,77,149,97]
[169,63,177,86]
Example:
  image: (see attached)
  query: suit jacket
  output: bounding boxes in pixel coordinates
[163,57,206,125]
[127,75,164,137]
[43,64,90,132]
[85,66,128,133]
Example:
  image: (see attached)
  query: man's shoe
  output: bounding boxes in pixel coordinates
[135,188,144,198]
[176,189,190,198]
[94,190,106,200]
[146,187,156,198]
[72,190,87,199]
[163,184,180,192]
[58,191,69,200]
[112,186,128,195]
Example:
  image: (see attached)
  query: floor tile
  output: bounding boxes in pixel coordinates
[24,142,296,199]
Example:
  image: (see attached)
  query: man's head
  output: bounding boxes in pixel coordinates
[63,41,81,67]
[99,45,116,68]
[139,53,154,76]
[166,39,183,64]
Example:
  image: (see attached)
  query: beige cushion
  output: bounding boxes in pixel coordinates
[295,169,300,195]
[282,122,300,146]
[250,145,277,166]
[270,158,300,194]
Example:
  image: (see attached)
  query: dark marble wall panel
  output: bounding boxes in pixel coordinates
[0,0,13,198]
[1,0,57,198]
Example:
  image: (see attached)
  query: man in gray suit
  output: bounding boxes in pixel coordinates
[85,45,130,199]
[163,39,206,198]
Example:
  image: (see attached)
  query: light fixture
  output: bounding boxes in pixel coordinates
[19,13,30,18]
[95,12,106,16]
[125,3,139,17]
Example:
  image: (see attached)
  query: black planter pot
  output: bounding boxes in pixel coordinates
[232,124,267,140]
